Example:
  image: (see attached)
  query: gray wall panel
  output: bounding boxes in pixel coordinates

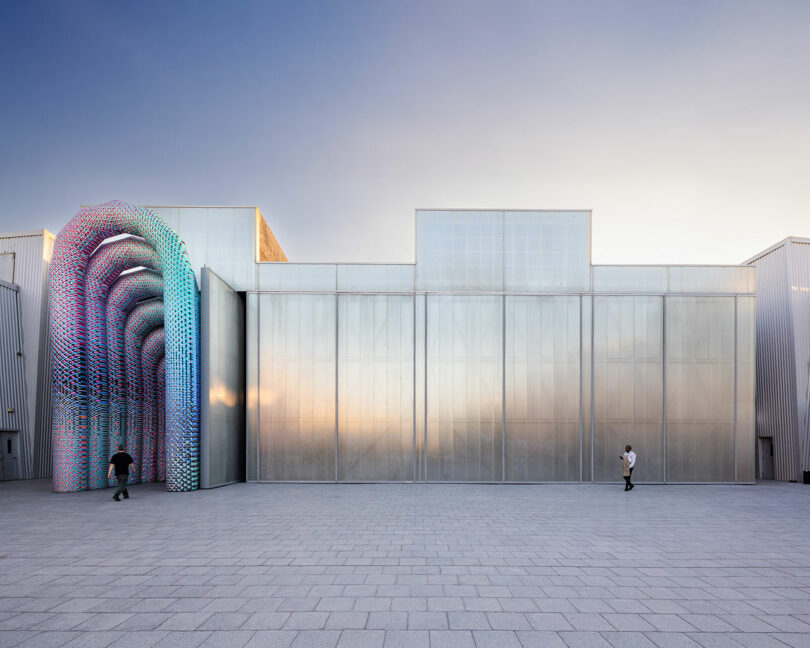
[258,293,336,481]
[338,295,414,481]
[200,268,245,488]
[246,292,259,481]
[666,296,735,482]
[593,296,663,482]
[427,295,502,481]
[505,296,580,481]
[415,294,426,482]
[736,295,756,482]
[0,282,29,472]
[746,243,799,480]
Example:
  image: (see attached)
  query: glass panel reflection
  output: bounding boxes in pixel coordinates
[427,295,503,481]
[593,296,663,482]
[258,294,336,481]
[666,296,735,481]
[736,296,756,482]
[338,295,414,481]
[505,296,580,481]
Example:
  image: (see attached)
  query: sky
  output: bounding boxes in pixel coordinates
[1,0,809,265]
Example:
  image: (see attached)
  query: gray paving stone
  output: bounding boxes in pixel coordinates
[559,631,613,648]
[3,482,810,648]
[198,630,255,648]
[601,632,659,648]
[428,630,475,648]
[383,630,429,648]
[644,634,703,648]
[336,630,385,648]
[366,612,408,630]
[243,631,298,648]
[473,630,522,648]
[290,630,341,648]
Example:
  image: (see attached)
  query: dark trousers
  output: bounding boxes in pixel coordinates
[114,475,129,498]
[624,467,634,490]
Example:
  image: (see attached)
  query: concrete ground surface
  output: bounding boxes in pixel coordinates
[1,480,809,648]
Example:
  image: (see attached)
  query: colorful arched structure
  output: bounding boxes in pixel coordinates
[49,201,200,493]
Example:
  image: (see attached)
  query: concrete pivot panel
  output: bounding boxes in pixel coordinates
[337,294,414,481]
[200,268,245,488]
[427,295,502,482]
[505,296,580,481]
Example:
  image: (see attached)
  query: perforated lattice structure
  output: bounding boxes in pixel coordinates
[141,328,165,483]
[105,270,164,484]
[49,201,199,493]
[85,240,161,489]
[124,301,165,484]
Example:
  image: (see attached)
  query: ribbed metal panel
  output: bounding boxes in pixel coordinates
[0,280,31,478]
[788,241,810,476]
[746,241,800,480]
[0,231,54,479]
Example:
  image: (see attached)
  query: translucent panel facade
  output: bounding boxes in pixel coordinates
[505,296,580,481]
[338,295,413,481]
[503,212,590,291]
[243,209,755,483]
[593,297,663,482]
[426,296,502,481]
[257,294,336,481]
[666,297,736,482]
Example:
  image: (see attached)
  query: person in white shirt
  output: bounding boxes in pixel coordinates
[620,445,637,491]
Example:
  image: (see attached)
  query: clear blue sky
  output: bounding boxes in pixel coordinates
[1,0,809,264]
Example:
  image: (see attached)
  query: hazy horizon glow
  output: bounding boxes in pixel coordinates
[1,0,809,265]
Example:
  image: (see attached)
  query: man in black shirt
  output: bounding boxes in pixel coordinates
[108,444,134,501]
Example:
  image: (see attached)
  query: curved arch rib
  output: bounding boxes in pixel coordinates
[85,240,161,489]
[49,200,199,492]
[141,328,165,483]
[124,301,164,484]
[105,270,164,486]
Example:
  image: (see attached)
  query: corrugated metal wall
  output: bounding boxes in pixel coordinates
[788,241,810,477]
[0,280,31,478]
[747,239,807,481]
[0,231,54,478]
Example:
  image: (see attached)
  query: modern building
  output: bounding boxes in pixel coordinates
[1,204,757,487]
[745,238,810,482]
[0,230,55,480]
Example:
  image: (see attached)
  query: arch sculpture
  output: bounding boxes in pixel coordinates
[49,201,200,493]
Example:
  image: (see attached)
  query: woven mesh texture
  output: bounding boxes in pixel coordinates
[105,270,164,485]
[49,201,199,493]
[124,301,165,484]
[141,328,165,484]
[85,240,161,489]
[156,356,166,482]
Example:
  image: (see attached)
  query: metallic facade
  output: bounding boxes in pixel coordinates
[745,238,810,481]
[0,280,29,480]
[246,210,756,483]
[0,230,54,479]
[200,268,246,488]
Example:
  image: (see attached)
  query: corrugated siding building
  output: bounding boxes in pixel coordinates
[0,230,55,478]
[0,280,30,480]
[745,237,810,481]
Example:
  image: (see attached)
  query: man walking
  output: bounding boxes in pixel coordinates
[620,444,637,491]
[108,444,134,501]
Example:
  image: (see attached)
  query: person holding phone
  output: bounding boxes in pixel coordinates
[620,445,636,491]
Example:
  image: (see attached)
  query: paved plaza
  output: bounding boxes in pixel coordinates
[1,480,810,648]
